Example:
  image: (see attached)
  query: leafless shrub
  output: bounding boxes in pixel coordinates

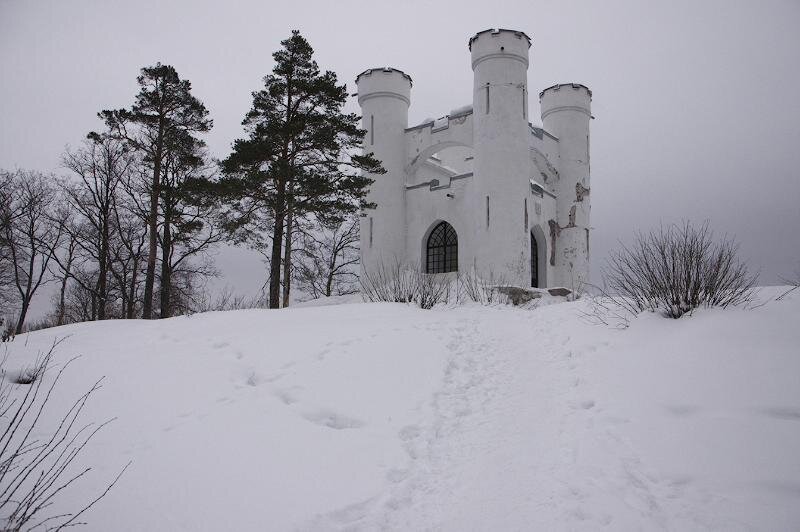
[775,262,800,301]
[360,261,450,309]
[0,341,128,530]
[458,269,508,304]
[602,221,756,319]
[577,292,631,329]
[193,285,267,313]
[414,269,452,310]
[1,318,14,343]
[360,261,416,304]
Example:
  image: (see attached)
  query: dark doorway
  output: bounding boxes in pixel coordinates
[531,231,539,288]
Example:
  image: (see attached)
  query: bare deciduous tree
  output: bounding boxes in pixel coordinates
[48,207,81,327]
[294,215,360,299]
[3,171,62,333]
[0,171,18,317]
[60,132,134,320]
[108,197,148,319]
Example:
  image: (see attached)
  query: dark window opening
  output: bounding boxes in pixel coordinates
[524,198,528,231]
[522,85,527,119]
[426,221,458,273]
[531,232,539,288]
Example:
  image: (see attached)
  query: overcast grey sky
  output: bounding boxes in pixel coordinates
[1,0,799,305]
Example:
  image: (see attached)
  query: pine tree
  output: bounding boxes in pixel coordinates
[158,133,222,318]
[218,30,383,309]
[100,64,212,319]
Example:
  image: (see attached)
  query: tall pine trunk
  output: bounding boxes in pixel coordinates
[159,210,172,318]
[268,180,286,309]
[142,124,164,319]
[282,204,293,307]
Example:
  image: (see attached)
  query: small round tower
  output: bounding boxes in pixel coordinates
[540,83,592,289]
[469,29,532,283]
[355,67,412,274]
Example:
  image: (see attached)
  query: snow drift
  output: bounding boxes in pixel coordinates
[2,287,799,530]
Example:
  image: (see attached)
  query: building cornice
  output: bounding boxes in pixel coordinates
[358,91,410,106]
[471,52,528,70]
[406,172,473,192]
[540,105,591,120]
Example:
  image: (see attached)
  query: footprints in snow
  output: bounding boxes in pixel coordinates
[301,409,365,430]
[274,387,301,405]
[660,404,800,421]
[664,404,699,417]
[761,406,800,421]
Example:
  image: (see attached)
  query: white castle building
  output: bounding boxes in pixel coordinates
[356,29,592,289]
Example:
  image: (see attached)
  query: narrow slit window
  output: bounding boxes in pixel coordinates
[486,196,490,228]
[522,85,527,119]
[370,115,374,145]
[485,83,490,114]
[524,198,528,231]
[369,217,373,247]
[585,228,590,256]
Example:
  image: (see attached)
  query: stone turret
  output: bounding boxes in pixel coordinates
[469,29,532,282]
[540,83,592,288]
[355,67,412,273]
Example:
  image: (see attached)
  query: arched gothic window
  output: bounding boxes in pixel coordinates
[426,222,458,273]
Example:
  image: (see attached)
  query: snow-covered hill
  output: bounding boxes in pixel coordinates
[4,288,799,530]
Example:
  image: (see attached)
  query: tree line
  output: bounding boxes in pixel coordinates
[0,30,382,335]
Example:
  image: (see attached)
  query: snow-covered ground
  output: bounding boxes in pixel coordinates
[3,287,799,530]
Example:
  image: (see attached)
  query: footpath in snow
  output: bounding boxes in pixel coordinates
[3,287,799,530]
